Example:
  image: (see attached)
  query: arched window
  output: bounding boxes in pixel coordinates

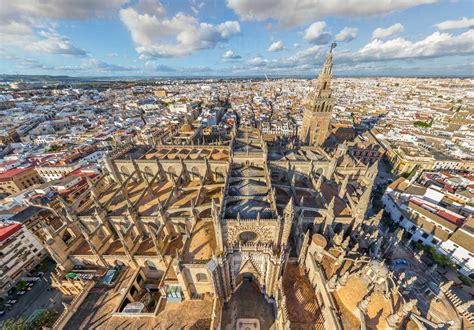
[239,231,257,244]
[191,166,200,179]
[121,166,130,176]
[144,166,153,178]
[146,260,157,270]
[196,273,208,282]
[167,166,176,178]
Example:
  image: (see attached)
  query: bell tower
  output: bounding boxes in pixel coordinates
[299,42,336,145]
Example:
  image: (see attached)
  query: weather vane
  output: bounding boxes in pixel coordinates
[330,42,337,52]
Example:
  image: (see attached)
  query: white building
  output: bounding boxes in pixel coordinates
[383,177,474,279]
[0,222,46,295]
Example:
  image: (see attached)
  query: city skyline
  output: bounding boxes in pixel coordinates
[0,0,473,77]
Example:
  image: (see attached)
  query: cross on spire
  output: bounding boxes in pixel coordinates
[330,42,337,53]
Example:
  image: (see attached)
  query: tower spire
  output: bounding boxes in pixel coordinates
[299,42,336,146]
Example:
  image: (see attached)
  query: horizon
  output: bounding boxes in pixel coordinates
[0,1,473,77]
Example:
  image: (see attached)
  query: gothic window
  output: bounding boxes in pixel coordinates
[146,260,157,270]
[191,166,200,179]
[167,166,176,178]
[320,102,325,112]
[144,166,153,178]
[121,166,130,176]
[239,231,257,244]
[196,273,208,282]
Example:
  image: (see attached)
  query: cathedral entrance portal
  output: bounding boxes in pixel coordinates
[235,272,260,293]
[222,273,276,330]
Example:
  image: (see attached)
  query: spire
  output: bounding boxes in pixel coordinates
[299,43,336,146]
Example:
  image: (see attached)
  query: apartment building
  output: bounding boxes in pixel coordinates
[0,222,46,295]
[0,166,42,196]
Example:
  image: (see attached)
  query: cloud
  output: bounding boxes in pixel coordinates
[241,45,325,73]
[80,59,137,72]
[0,1,101,57]
[28,30,87,56]
[372,23,404,39]
[267,40,284,52]
[435,17,474,30]
[120,0,240,57]
[226,0,436,27]
[232,28,474,75]
[0,21,87,56]
[1,0,127,20]
[190,0,206,15]
[222,50,242,59]
[335,27,358,42]
[144,61,176,72]
[353,29,474,62]
[304,21,331,44]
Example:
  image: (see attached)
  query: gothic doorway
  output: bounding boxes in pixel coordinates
[222,274,276,330]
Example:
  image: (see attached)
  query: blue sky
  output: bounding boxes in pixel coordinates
[0,0,473,77]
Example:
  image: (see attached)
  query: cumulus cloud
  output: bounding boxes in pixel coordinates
[28,30,87,56]
[226,0,436,27]
[267,40,284,52]
[354,29,474,61]
[0,0,102,57]
[435,17,474,30]
[222,50,242,59]
[1,0,126,20]
[335,27,358,42]
[0,21,87,56]
[120,0,240,57]
[304,22,331,44]
[233,28,474,75]
[241,45,325,73]
[372,23,404,39]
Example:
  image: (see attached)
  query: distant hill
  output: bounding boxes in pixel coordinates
[0,74,89,83]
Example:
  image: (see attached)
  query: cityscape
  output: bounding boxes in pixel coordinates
[0,1,473,330]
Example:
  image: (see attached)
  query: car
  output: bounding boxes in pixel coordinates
[27,282,34,287]
[37,272,45,277]
[7,300,17,304]
[0,310,5,316]
[17,291,26,295]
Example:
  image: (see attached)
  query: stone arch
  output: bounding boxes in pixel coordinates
[190,166,200,179]
[214,166,227,182]
[167,166,176,179]
[195,273,208,282]
[144,166,153,179]
[120,166,130,177]
[314,168,324,177]
[145,260,157,270]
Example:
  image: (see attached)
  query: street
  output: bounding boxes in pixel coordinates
[1,262,63,322]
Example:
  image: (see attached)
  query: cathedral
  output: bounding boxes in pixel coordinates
[31,48,462,329]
